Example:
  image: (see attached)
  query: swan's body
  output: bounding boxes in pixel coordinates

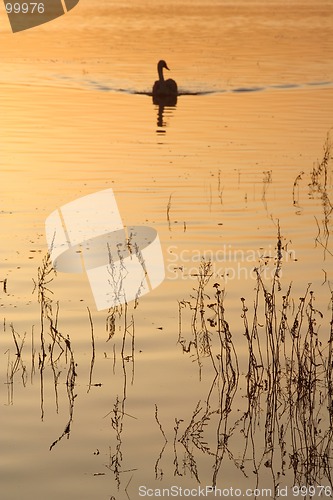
[152,60,178,105]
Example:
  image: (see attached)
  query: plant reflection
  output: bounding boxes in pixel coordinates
[2,136,333,498]
[34,254,78,450]
[104,303,137,491]
[176,260,240,484]
[166,226,333,493]
[154,404,167,480]
[310,134,333,259]
[5,325,27,405]
[292,133,332,236]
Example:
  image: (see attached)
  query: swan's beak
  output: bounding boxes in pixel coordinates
[165,64,170,71]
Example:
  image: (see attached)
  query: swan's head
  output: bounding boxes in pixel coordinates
[158,60,170,71]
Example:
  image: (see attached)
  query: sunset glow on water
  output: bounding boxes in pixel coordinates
[1,2,333,499]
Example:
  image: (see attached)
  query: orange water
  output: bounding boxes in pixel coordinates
[1,2,333,499]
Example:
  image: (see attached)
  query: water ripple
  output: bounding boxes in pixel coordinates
[85,78,333,96]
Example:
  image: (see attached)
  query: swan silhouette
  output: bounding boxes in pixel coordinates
[152,60,178,105]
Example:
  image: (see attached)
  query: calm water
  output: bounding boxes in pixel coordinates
[1,1,333,499]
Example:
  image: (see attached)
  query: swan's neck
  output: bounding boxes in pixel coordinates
[158,65,165,82]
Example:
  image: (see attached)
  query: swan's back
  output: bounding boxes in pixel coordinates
[165,78,178,94]
[153,78,178,97]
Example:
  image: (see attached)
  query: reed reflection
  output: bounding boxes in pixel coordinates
[3,244,333,497]
[309,133,332,260]
[293,133,332,263]
[104,303,137,491]
[154,226,333,493]
[2,137,332,498]
[34,254,77,449]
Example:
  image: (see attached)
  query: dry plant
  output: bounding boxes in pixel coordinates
[104,302,137,489]
[172,225,333,492]
[5,325,27,405]
[34,253,77,448]
[177,259,240,485]
[309,133,333,259]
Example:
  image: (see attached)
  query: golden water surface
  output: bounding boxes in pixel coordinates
[1,1,333,499]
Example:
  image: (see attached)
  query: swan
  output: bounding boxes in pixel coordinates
[152,60,178,105]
